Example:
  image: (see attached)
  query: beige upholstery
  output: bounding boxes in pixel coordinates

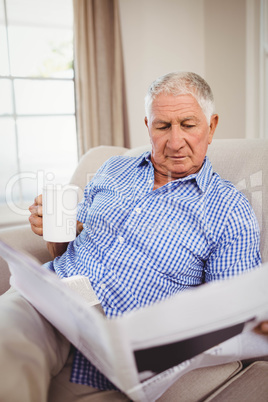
[206,139,268,263]
[69,145,128,201]
[204,361,268,401]
[157,361,243,401]
[0,138,267,401]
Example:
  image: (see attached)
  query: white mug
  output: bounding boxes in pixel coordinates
[42,184,79,242]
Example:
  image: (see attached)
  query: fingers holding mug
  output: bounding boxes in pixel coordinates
[28,194,43,236]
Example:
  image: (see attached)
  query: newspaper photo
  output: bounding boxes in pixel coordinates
[0,240,268,401]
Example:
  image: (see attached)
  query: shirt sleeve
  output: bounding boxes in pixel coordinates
[204,196,262,282]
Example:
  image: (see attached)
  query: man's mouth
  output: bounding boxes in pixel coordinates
[167,155,186,160]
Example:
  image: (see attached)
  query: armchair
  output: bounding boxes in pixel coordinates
[0,139,268,401]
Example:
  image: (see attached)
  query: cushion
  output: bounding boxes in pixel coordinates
[204,361,268,401]
[157,361,242,401]
[0,225,51,295]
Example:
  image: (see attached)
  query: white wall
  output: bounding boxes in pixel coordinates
[119,0,260,147]
[119,0,205,148]
[204,0,247,139]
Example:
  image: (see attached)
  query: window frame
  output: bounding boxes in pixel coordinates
[0,0,78,227]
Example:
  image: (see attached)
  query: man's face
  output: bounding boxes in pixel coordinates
[145,93,218,185]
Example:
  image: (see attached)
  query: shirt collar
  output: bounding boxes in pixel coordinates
[193,156,213,192]
[137,151,151,166]
[137,152,213,193]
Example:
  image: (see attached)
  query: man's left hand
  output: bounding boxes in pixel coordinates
[254,321,268,335]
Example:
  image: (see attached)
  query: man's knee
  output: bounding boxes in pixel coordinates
[0,287,70,375]
[0,288,70,401]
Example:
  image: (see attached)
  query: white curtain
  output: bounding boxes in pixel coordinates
[73,0,129,157]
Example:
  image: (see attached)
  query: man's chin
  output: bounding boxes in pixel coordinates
[167,162,189,177]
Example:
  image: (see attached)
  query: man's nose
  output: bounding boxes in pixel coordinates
[167,125,185,150]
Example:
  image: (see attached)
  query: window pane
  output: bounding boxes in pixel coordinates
[0,79,13,115]
[14,79,75,115]
[0,0,9,75]
[0,118,19,204]
[17,116,77,201]
[6,0,73,29]
[0,27,9,76]
[8,26,73,78]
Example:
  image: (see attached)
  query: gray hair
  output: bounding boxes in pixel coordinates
[144,71,215,124]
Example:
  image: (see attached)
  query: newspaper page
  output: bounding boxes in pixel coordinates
[120,265,268,400]
[0,240,268,401]
[61,275,100,306]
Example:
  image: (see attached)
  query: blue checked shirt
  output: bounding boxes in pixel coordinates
[44,152,261,390]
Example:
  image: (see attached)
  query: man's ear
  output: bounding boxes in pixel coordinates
[208,114,219,144]
[144,117,149,128]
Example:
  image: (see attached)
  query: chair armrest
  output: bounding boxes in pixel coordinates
[0,225,51,295]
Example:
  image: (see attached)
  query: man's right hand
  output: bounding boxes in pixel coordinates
[28,195,43,236]
[28,194,69,259]
[28,195,83,259]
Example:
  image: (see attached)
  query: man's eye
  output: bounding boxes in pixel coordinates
[158,126,169,130]
[182,124,195,128]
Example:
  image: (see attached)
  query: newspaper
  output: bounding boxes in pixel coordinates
[61,275,100,306]
[0,239,268,401]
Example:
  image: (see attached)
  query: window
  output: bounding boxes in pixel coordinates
[0,0,78,227]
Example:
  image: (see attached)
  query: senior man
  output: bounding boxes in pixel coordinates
[1,72,267,401]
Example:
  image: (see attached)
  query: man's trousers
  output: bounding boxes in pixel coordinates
[0,288,128,402]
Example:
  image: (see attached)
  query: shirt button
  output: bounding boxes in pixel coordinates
[135,207,142,214]
[100,283,106,290]
[148,179,153,184]
[118,236,124,244]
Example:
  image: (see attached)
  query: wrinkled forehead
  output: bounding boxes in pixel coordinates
[150,93,205,120]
